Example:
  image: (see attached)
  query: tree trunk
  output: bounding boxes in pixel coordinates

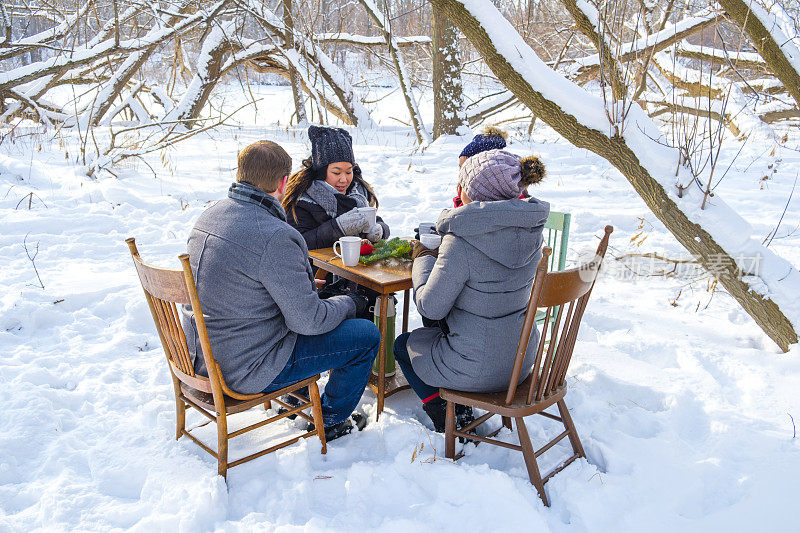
[559,0,626,100]
[432,4,467,138]
[170,23,230,126]
[717,0,800,109]
[359,0,430,144]
[430,0,798,352]
[282,0,307,124]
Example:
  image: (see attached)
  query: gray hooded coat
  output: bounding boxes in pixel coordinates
[406,197,550,392]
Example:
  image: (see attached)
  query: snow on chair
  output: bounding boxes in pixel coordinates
[125,238,327,479]
[440,226,612,506]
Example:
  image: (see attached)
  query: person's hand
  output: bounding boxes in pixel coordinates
[336,208,370,236]
[365,222,383,243]
[346,293,370,317]
[411,240,439,261]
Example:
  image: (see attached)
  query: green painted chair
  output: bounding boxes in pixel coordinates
[543,211,571,272]
[536,211,571,327]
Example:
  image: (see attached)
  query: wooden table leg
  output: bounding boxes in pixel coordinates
[376,294,388,420]
[402,289,410,333]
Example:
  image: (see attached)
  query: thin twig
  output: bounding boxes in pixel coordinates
[22,233,45,289]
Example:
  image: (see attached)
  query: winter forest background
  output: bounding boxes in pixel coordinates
[2,0,800,530]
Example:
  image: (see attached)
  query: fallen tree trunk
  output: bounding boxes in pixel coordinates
[571,10,716,85]
[430,0,799,351]
[315,33,431,48]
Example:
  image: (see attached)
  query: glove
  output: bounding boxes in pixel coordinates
[336,208,370,236]
[411,240,439,261]
[346,293,370,318]
[365,222,383,243]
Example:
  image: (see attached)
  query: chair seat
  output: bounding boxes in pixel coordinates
[440,377,566,418]
[180,374,321,415]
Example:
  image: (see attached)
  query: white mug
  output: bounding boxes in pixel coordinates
[420,233,442,249]
[418,222,436,235]
[334,236,362,266]
[358,206,377,227]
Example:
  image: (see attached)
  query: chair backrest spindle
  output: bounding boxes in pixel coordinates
[126,238,262,403]
[505,226,613,407]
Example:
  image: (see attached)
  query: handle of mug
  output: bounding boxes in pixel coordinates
[333,241,342,260]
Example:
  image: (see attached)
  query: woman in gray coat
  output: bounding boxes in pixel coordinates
[394,149,550,432]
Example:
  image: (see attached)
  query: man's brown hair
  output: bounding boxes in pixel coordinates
[236,140,292,192]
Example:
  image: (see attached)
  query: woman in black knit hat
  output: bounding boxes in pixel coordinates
[282,125,390,250]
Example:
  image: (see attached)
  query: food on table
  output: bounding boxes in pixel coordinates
[359,238,412,265]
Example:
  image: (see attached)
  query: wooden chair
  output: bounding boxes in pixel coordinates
[441,226,612,506]
[126,238,326,479]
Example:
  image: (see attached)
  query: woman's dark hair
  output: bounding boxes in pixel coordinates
[282,157,379,219]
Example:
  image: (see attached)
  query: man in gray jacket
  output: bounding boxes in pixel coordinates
[182,140,379,440]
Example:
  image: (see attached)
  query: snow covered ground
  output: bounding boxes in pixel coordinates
[1,85,799,531]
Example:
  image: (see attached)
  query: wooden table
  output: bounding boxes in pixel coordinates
[308,246,412,419]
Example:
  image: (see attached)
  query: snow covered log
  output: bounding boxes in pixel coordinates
[0,0,97,62]
[85,0,197,127]
[675,43,769,73]
[431,0,799,351]
[717,0,800,109]
[571,10,716,86]
[315,33,431,48]
[0,1,227,93]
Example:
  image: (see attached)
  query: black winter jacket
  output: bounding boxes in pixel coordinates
[287,180,390,250]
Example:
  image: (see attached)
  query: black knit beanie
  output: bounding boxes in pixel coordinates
[308,125,355,172]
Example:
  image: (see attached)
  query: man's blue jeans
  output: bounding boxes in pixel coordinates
[263,319,380,427]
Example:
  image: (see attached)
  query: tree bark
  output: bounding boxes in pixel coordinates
[359,0,430,143]
[559,0,626,100]
[717,0,800,109]
[170,23,231,126]
[432,4,467,137]
[430,0,798,351]
[282,0,307,124]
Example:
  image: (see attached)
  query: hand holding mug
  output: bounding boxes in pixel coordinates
[411,240,439,261]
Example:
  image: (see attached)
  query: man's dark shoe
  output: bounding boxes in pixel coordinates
[422,397,447,433]
[276,394,303,420]
[310,412,368,442]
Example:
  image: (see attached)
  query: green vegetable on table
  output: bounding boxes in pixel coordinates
[359,238,412,265]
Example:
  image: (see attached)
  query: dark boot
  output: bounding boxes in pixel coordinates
[310,413,368,442]
[276,394,303,420]
[455,404,475,429]
[422,397,447,433]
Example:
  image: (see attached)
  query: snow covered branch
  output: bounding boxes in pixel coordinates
[430,0,800,351]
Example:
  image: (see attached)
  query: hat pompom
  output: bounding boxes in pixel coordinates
[482,126,508,139]
[519,156,545,186]
[308,124,323,141]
